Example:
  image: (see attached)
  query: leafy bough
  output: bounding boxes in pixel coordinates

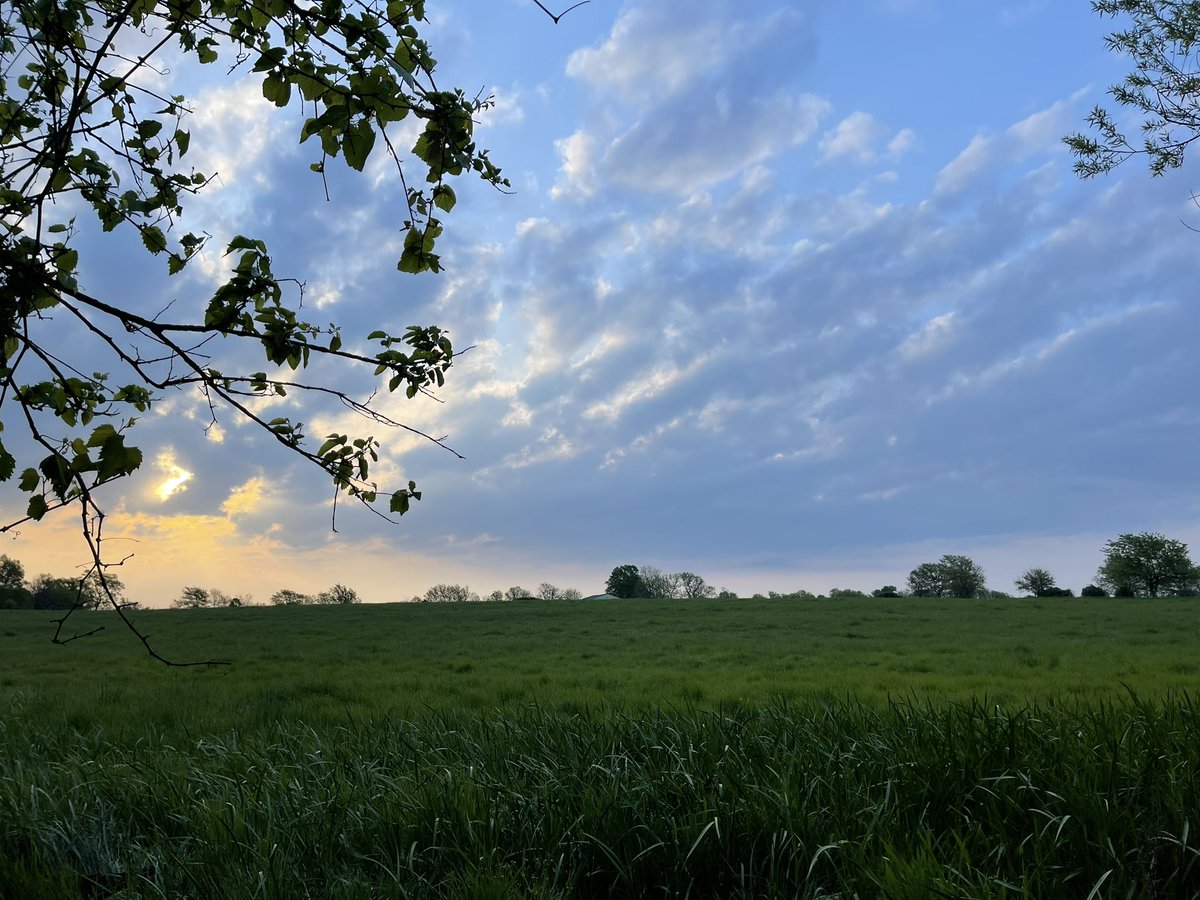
[0,0,589,662]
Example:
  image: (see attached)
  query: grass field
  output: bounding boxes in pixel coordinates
[3,598,1200,897]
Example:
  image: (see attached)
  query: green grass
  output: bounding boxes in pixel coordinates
[4,597,1200,731]
[4,598,1200,896]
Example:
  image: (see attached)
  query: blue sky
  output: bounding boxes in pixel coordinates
[11,0,1200,604]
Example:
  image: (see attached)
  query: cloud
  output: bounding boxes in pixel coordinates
[820,113,915,165]
[221,476,269,518]
[153,449,193,502]
[557,1,825,196]
[899,312,957,361]
[935,93,1085,195]
[603,90,830,193]
[565,1,805,108]
[550,129,598,199]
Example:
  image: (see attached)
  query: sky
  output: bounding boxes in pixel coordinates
[7,0,1200,605]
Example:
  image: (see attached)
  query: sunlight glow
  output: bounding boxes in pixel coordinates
[154,449,193,501]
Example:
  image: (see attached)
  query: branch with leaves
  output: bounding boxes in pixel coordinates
[1066,0,1200,177]
[0,0,584,662]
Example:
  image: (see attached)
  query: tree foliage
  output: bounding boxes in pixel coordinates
[907,556,987,599]
[31,570,124,610]
[676,571,715,600]
[906,562,945,598]
[270,588,311,606]
[422,583,477,603]
[315,583,360,604]
[605,565,642,599]
[1096,532,1198,597]
[638,566,679,600]
[1015,567,1059,597]
[1066,1,1200,177]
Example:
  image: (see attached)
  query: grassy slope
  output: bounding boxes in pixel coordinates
[3,597,1199,731]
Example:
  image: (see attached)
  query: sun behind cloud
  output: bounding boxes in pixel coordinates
[153,449,193,501]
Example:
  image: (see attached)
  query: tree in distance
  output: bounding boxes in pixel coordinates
[316,584,361,605]
[677,572,716,600]
[872,585,901,598]
[0,0,583,660]
[1081,584,1109,597]
[31,571,126,610]
[1096,532,1199,597]
[422,584,479,604]
[0,554,31,609]
[638,566,680,600]
[605,565,643,599]
[1066,1,1200,178]
[173,586,244,609]
[270,589,311,607]
[940,555,987,598]
[906,556,987,598]
[906,562,945,598]
[1015,567,1060,597]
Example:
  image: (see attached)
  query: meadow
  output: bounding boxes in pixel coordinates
[3,597,1200,897]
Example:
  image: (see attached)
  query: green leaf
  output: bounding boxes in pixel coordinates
[141,226,167,254]
[432,185,456,212]
[86,424,119,448]
[389,491,410,515]
[18,468,38,492]
[137,119,163,140]
[174,129,190,155]
[343,119,376,172]
[0,441,14,482]
[96,434,143,481]
[27,495,48,521]
[55,248,78,274]
[262,75,291,107]
[316,434,344,457]
[197,38,219,64]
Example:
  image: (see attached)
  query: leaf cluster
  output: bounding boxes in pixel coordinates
[1066,0,1200,176]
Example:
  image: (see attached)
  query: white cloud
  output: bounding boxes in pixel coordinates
[603,91,831,193]
[477,86,525,127]
[565,3,797,108]
[888,128,917,157]
[935,134,995,195]
[935,93,1085,195]
[820,112,888,164]
[899,312,957,360]
[550,129,598,199]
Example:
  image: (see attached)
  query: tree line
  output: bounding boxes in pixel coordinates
[0,555,131,610]
[601,532,1200,601]
[3,531,1194,611]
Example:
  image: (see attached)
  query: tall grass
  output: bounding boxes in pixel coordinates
[3,697,1200,897]
[4,599,1200,895]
